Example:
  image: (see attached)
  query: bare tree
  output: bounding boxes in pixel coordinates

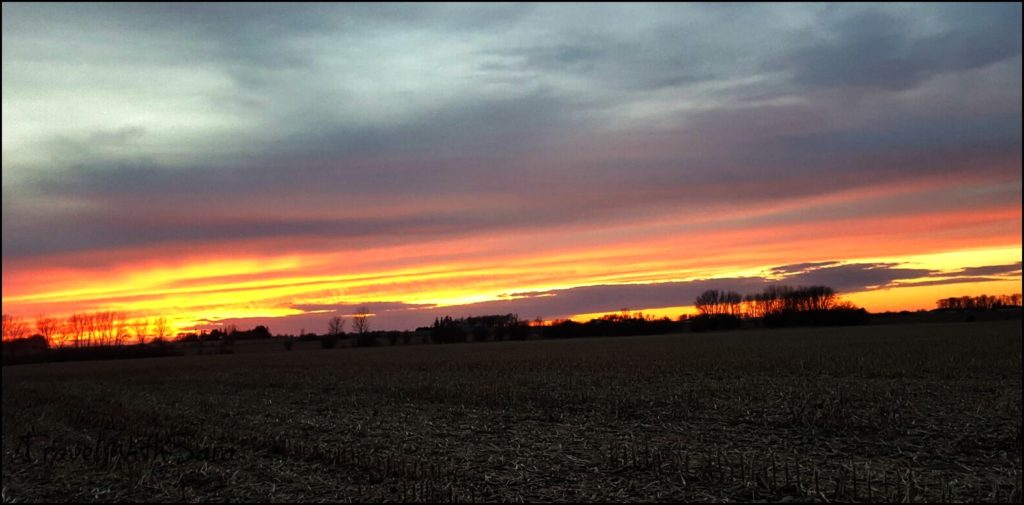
[328,316,346,336]
[82,313,97,346]
[695,290,733,316]
[133,318,150,344]
[112,311,131,346]
[317,316,346,349]
[762,285,793,315]
[153,317,169,342]
[352,306,371,334]
[91,311,114,346]
[742,294,764,319]
[51,320,72,348]
[803,286,836,311]
[2,314,30,341]
[723,291,743,316]
[35,316,61,346]
[68,313,89,348]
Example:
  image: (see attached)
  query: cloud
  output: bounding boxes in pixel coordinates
[3,4,1020,325]
[780,263,936,292]
[783,4,1021,91]
[886,277,1016,289]
[949,262,1022,277]
[769,261,842,275]
[194,259,1020,333]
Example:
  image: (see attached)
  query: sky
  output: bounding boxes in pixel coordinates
[2,3,1021,334]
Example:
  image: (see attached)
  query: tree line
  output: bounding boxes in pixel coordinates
[430,314,531,343]
[693,285,855,318]
[2,312,171,347]
[7,286,1019,364]
[539,311,682,339]
[935,294,1021,311]
[690,285,868,330]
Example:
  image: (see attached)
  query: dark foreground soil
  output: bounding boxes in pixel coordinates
[3,321,1021,502]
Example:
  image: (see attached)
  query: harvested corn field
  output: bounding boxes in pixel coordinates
[3,320,1021,502]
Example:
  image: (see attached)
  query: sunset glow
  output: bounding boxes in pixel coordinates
[2,3,1021,335]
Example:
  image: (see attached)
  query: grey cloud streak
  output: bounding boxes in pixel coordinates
[784,4,1021,91]
[203,260,1017,333]
[949,262,1022,277]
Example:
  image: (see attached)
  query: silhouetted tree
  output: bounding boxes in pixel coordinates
[2,314,30,342]
[153,317,169,343]
[695,290,723,316]
[352,306,371,334]
[328,316,346,336]
[320,316,344,349]
[68,313,89,348]
[35,316,61,347]
[386,331,401,345]
[742,294,763,319]
[93,311,114,346]
[695,290,742,316]
[431,316,466,344]
[132,318,150,345]
[936,293,1022,310]
[690,314,741,332]
[2,334,49,358]
[471,325,489,342]
[112,311,131,346]
[508,321,530,341]
[691,284,866,329]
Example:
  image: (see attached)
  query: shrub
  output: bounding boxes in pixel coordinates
[763,308,868,328]
[508,323,530,341]
[353,333,378,347]
[431,319,466,344]
[321,333,339,349]
[471,325,490,342]
[689,314,741,332]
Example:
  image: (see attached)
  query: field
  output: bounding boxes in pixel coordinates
[3,320,1021,502]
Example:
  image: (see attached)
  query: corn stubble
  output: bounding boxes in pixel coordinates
[3,320,1021,502]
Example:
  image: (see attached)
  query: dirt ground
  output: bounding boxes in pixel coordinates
[3,320,1021,502]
